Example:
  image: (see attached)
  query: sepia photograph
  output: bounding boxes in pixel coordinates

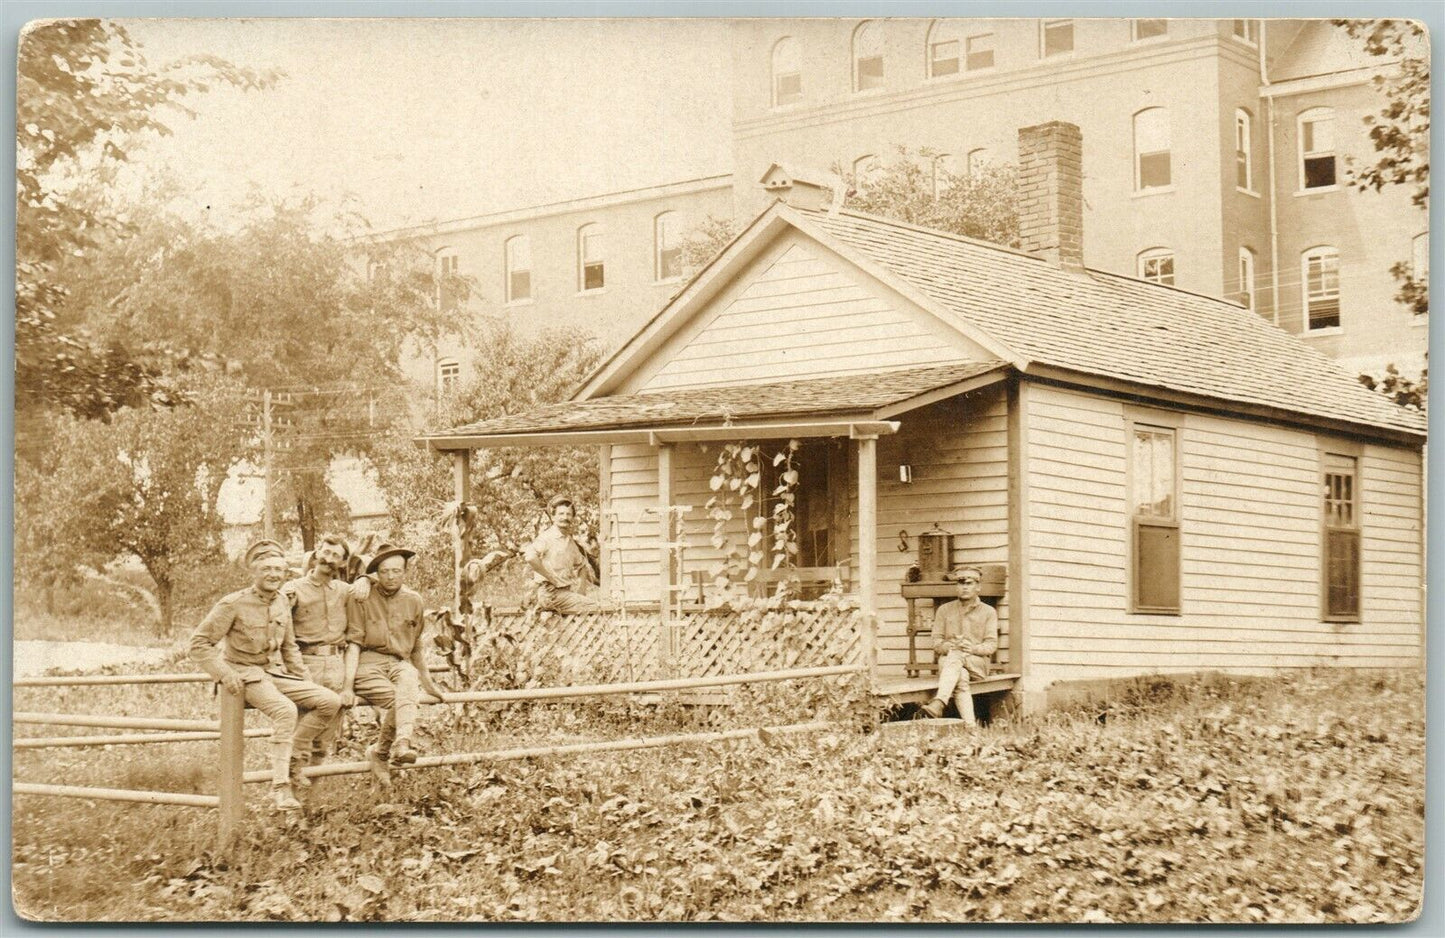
[10,8,1431,924]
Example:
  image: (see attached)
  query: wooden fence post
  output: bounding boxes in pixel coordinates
[216,686,246,852]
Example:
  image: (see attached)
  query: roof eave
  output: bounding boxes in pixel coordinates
[416,418,902,452]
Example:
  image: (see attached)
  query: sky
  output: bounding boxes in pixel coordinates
[116,18,735,232]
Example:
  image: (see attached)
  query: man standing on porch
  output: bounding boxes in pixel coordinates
[920,565,998,723]
[523,495,601,614]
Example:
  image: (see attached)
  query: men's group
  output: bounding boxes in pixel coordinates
[189,536,448,812]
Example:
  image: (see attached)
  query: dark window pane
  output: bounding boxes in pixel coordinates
[1309,296,1340,330]
[1139,151,1171,189]
[776,72,801,104]
[857,56,884,89]
[510,270,530,301]
[583,261,604,291]
[1326,529,1360,618]
[659,247,682,280]
[1135,523,1180,611]
[931,41,959,76]
[966,47,994,70]
[1045,22,1073,55]
[1304,155,1336,188]
[1135,19,1167,39]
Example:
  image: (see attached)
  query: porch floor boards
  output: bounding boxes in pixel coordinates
[873,672,1021,705]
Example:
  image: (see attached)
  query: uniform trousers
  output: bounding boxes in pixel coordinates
[935,650,989,724]
[244,673,341,785]
[352,650,421,754]
[537,583,601,614]
[299,652,347,761]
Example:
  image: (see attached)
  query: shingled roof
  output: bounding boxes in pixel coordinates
[429,360,1007,441]
[797,208,1425,437]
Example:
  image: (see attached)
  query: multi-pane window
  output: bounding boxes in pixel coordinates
[1232,19,1260,45]
[1132,19,1167,41]
[1042,19,1073,57]
[1138,248,1175,286]
[965,33,994,71]
[437,358,460,396]
[771,37,802,106]
[1299,108,1337,190]
[1235,109,1254,191]
[852,21,884,91]
[967,147,990,175]
[578,223,605,292]
[927,21,961,77]
[654,211,682,282]
[436,249,459,312]
[1238,247,1256,311]
[1321,453,1360,621]
[505,235,531,303]
[1131,424,1180,614]
[1134,108,1171,190]
[1303,247,1341,330]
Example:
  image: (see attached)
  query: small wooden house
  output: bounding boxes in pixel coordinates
[420,123,1425,712]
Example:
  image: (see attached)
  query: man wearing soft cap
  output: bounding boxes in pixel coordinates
[920,564,999,723]
[189,539,342,811]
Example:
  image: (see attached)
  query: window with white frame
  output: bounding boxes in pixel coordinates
[967,147,990,175]
[1138,248,1175,286]
[577,223,605,292]
[437,358,460,396]
[654,211,683,282]
[1303,246,1341,330]
[1232,19,1260,45]
[926,20,962,77]
[852,21,884,91]
[771,37,802,106]
[1132,19,1167,41]
[1237,247,1256,311]
[1299,108,1337,190]
[930,153,953,198]
[1235,108,1254,191]
[1134,107,1172,191]
[965,32,994,71]
[1042,19,1073,57]
[1131,423,1180,614]
[436,248,459,312]
[504,235,531,303]
[1321,451,1360,621]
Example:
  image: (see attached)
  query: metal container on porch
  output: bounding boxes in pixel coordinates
[915,524,953,583]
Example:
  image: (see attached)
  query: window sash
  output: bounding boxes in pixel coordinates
[1235,113,1252,190]
[1238,249,1255,309]
[1233,19,1259,44]
[1043,20,1073,56]
[1305,251,1341,329]
[930,40,959,76]
[1134,19,1167,40]
[774,71,802,105]
[965,34,994,70]
[1134,522,1181,612]
[1140,253,1175,286]
[855,55,884,90]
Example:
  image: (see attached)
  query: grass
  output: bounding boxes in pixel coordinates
[11,667,1425,923]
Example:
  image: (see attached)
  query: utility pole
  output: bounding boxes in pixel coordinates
[262,388,275,541]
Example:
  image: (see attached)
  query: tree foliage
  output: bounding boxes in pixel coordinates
[1358,359,1428,412]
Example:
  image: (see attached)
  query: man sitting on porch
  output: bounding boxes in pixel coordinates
[523,495,601,614]
[920,564,998,723]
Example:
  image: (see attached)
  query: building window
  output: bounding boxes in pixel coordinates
[1299,107,1337,190]
[1133,108,1171,191]
[852,154,878,191]
[1131,424,1180,614]
[504,235,531,304]
[1042,19,1073,57]
[1411,231,1428,283]
[1232,19,1260,45]
[436,248,459,312]
[1321,453,1360,621]
[1235,109,1254,191]
[1303,246,1341,330]
[1238,247,1256,311]
[771,37,802,106]
[654,211,683,282]
[437,358,460,396]
[930,153,953,198]
[965,32,994,71]
[1132,19,1167,41]
[578,223,604,292]
[926,21,961,77]
[1138,248,1175,286]
[852,21,884,91]
[966,147,990,175]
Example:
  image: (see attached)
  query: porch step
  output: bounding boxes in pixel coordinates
[877,717,974,737]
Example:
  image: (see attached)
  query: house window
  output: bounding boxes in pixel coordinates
[504,235,531,303]
[771,37,802,106]
[1232,19,1260,45]
[1042,19,1073,57]
[966,147,990,175]
[578,223,604,292]
[1131,424,1180,614]
[1303,246,1341,330]
[654,211,683,282]
[1138,248,1175,286]
[1132,19,1167,41]
[436,248,459,312]
[1321,453,1360,621]
[1299,108,1337,190]
[437,358,460,396]
[1235,109,1254,191]
[852,21,884,91]
[1238,247,1256,311]
[1134,107,1171,191]
[930,153,953,198]
[927,20,961,77]
[965,32,994,71]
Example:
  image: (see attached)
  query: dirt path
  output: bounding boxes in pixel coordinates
[13,640,175,677]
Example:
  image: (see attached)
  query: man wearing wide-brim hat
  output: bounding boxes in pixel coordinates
[919,564,999,723]
[341,543,447,782]
[190,539,342,812]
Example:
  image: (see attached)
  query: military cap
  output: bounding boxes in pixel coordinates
[245,538,287,566]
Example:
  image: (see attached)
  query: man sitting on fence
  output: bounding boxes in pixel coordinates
[189,539,342,812]
[523,495,601,614]
[342,543,448,784]
[281,534,372,783]
[919,564,999,723]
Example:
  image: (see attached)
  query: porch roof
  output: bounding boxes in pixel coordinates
[419,360,1009,450]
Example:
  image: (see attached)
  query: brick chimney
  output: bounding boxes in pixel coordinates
[1017,122,1085,272]
[759,162,839,212]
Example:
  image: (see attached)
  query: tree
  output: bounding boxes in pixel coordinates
[1359,359,1428,412]
[17,378,249,633]
[17,19,274,419]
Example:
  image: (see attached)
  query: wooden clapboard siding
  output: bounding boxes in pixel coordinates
[1021,383,1423,684]
[636,235,983,392]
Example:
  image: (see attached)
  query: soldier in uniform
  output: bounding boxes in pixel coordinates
[280,534,372,782]
[189,539,342,811]
[342,543,448,784]
[523,495,601,614]
[919,564,999,724]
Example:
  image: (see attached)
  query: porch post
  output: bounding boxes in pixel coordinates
[656,442,675,677]
[451,450,470,613]
[855,433,879,683]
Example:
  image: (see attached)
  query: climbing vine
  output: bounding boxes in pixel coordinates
[705,440,802,596]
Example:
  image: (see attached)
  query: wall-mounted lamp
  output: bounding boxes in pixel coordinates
[898,464,913,484]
